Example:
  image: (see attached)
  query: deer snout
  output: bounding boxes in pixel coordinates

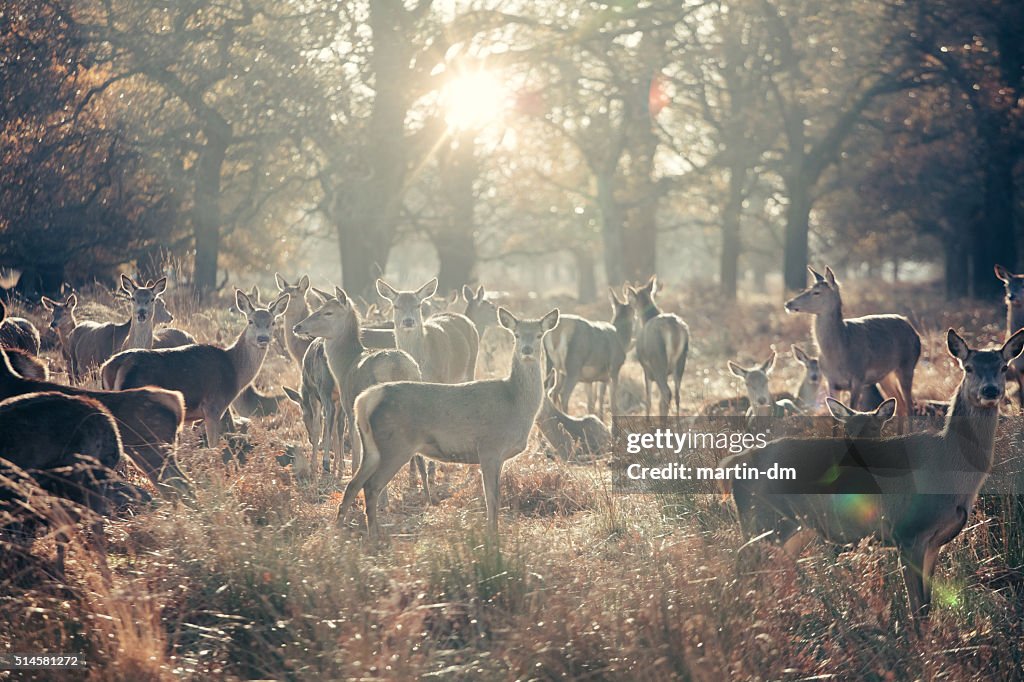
[401,317,416,329]
[49,321,59,330]
[980,385,1001,401]
[137,310,148,322]
[784,301,798,312]
[757,397,769,406]
[256,334,272,346]
[521,344,535,358]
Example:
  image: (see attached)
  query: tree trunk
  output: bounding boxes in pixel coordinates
[944,232,969,300]
[435,135,478,293]
[971,143,1017,299]
[192,135,229,297]
[783,174,812,291]
[720,165,745,299]
[434,232,476,294]
[596,171,625,286]
[573,248,597,303]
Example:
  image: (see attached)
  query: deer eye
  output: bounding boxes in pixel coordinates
[964,366,973,373]
[1001,365,1008,373]
[812,291,820,296]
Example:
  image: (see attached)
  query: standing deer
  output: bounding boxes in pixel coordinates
[283,337,341,478]
[461,284,498,335]
[994,264,1024,404]
[721,328,1024,626]
[275,273,313,365]
[337,307,559,540]
[0,299,41,355]
[0,391,123,576]
[292,287,425,488]
[100,290,289,449]
[544,287,633,417]
[627,276,689,417]
[784,266,920,417]
[0,348,188,497]
[825,396,897,438]
[376,278,479,384]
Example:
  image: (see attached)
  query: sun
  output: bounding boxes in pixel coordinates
[442,70,508,132]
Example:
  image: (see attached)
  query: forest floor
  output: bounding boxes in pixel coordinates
[1,278,1022,681]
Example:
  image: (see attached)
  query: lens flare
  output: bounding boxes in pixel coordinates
[443,70,507,131]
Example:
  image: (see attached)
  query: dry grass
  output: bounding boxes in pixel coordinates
[2,280,1023,680]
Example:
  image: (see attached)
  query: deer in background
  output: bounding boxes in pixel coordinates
[275,273,313,365]
[337,307,559,540]
[537,370,611,459]
[0,391,124,577]
[627,276,689,417]
[791,345,823,412]
[376,278,479,384]
[101,290,289,449]
[0,347,189,498]
[283,336,341,478]
[721,328,1024,626]
[292,287,428,495]
[785,266,920,418]
[994,264,1024,405]
[544,286,633,418]
[825,396,896,438]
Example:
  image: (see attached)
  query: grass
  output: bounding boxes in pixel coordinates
[1,278,1023,680]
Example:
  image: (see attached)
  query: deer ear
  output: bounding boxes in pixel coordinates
[120,274,136,293]
[808,266,824,283]
[376,279,397,301]
[791,344,807,363]
[67,293,78,309]
[825,397,853,421]
[728,361,747,378]
[824,267,837,287]
[298,275,309,292]
[462,284,473,301]
[761,352,776,374]
[541,308,560,333]
[334,286,349,305]
[269,293,291,317]
[275,273,289,291]
[40,296,55,311]
[476,285,485,300]
[282,386,301,404]
[947,328,970,362]
[416,278,438,301]
[235,289,255,316]
[152,277,168,296]
[1001,327,1024,363]
[875,398,897,422]
[995,264,1011,282]
[497,307,517,331]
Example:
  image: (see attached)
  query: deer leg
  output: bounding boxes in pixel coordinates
[643,373,653,418]
[479,454,504,538]
[657,376,672,417]
[561,359,582,412]
[322,395,337,475]
[203,406,223,451]
[609,372,619,418]
[415,456,437,505]
[585,383,596,414]
[900,539,929,628]
[363,483,383,543]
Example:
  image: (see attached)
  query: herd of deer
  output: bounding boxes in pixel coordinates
[2,263,1023,628]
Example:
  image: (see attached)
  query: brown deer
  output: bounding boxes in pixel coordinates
[0,347,188,497]
[721,328,1024,626]
[0,299,41,355]
[784,267,920,417]
[100,289,289,449]
[544,286,633,417]
[275,273,313,365]
[537,371,611,459]
[994,264,1024,404]
[825,396,897,438]
[626,276,689,416]
[337,307,559,540]
[0,391,124,576]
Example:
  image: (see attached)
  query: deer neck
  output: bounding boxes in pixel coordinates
[394,323,427,363]
[1007,300,1024,336]
[797,372,819,406]
[638,302,661,324]
[507,352,545,421]
[942,386,998,473]
[324,309,366,379]
[613,310,633,349]
[124,314,156,350]
[226,329,269,395]
[112,318,131,348]
[812,300,847,357]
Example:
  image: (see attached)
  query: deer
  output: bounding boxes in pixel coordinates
[0,347,189,498]
[784,266,920,418]
[626,276,689,417]
[461,284,498,336]
[0,391,124,578]
[100,289,289,450]
[825,396,897,439]
[292,287,427,494]
[275,273,313,365]
[336,307,559,540]
[376,278,479,384]
[544,286,633,418]
[42,278,194,382]
[0,299,41,356]
[720,328,1024,626]
[283,337,341,478]
[994,264,1024,405]
[2,348,48,380]
[791,345,823,411]
[727,352,803,430]
[537,370,611,459]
